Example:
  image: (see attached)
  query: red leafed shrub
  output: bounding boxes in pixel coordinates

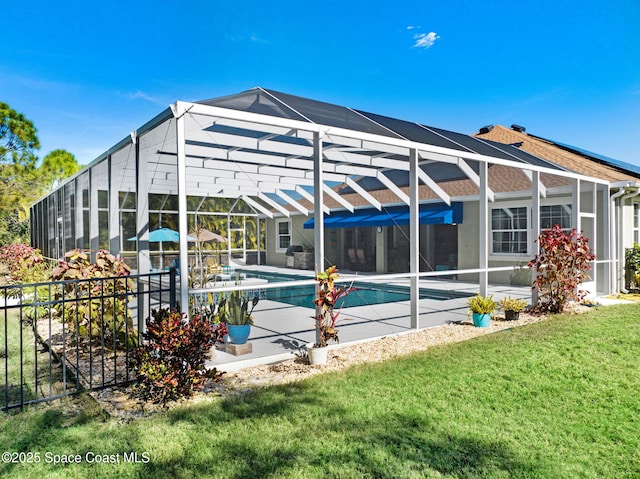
[528,224,595,313]
[0,243,48,282]
[131,309,226,404]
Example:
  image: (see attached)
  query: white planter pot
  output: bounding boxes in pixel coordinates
[307,344,328,365]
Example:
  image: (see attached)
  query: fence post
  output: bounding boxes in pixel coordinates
[169,268,177,310]
[137,275,149,336]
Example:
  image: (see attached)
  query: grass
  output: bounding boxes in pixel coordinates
[0,303,638,478]
[1,307,66,410]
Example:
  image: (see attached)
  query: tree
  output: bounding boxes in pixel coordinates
[40,149,81,192]
[0,102,40,245]
[0,101,40,166]
[0,102,80,246]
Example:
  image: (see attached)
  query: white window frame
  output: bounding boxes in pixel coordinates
[275,218,292,253]
[489,200,572,259]
[490,205,529,257]
[540,203,572,231]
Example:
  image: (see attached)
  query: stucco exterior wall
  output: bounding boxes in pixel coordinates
[265,215,314,267]
[457,201,480,281]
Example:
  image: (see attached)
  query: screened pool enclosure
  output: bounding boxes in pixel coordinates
[31,87,614,328]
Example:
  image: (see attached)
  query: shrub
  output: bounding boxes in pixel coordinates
[312,265,356,347]
[131,309,226,404]
[498,296,528,312]
[467,294,496,315]
[215,290,259,325]
[528,224,595,313]
[624,243,640,290]
[0,243,50,283]
[50,249,137,349]
[0,243,52,320]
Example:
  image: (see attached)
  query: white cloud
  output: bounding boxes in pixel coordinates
[127,90,165,105]
[250,34,269,44]
[406,25,420,30]
[413,32,440,49]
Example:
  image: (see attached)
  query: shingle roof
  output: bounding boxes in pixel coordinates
[474,125,639,183]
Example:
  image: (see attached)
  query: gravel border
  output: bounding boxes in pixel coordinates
[94,304,597,419]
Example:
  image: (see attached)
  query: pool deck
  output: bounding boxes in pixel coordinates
[206,264,531,372]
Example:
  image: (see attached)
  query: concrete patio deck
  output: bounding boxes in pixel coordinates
[205,265,531,372]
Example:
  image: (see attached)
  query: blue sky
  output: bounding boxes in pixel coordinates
[2,0,639,167]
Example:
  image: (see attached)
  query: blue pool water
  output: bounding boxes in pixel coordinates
[238,270,473,309]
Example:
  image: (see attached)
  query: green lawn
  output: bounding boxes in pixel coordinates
[1,307,65,410]
[0,304,638,478]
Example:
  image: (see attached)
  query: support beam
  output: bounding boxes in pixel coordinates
[572,179,580,232]
[531,171,541,305]
[377,171,411,205]
[108,155,120,254]
[313,132,325,346]
[409,149,420,329]
[322,184,354,212]
[522,170,547,198]
[242,195,273,219]
[176,114,190,315]
[345,177,382,210]
[275,189,310,215]
[135,133,151,274]
[417,168,451,205]
[295,185,331,215]
[89,165,99,261]
[74,175,83,248]
[257,193,291,217]
[479,160,489,296]
[601,183,611,294]
[457,158,495,201]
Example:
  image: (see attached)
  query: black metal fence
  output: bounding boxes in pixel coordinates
[1,270,176,411]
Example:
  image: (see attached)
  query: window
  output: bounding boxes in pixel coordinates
[541,204,571,229]
[276,219,291,252]
[491,207,528,254]
[120,192,137,252]
[491,203,572,255]
[97,190,109,250]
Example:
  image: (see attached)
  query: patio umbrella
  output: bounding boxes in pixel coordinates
[189,228,227,243]
[189,228,228,281]
[128,228,196,270]
[127,227,196,243]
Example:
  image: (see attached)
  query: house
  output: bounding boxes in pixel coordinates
[29,88,634,322]
[474,124,640,292]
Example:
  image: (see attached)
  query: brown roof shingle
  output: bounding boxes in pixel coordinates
[475,125,637,183]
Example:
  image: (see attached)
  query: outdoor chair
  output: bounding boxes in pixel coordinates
[356,248,373,271]
[347,248,357,267]
[205,256,222,278]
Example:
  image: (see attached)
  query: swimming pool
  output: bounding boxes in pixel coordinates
[237,270,473,309]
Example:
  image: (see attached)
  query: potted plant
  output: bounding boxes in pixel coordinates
[467,294,496,328]
[215,290,259,344]
[308,265,355,365]
[499,296,528,321]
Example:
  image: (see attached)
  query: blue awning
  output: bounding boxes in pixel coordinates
[303,202,463,229]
